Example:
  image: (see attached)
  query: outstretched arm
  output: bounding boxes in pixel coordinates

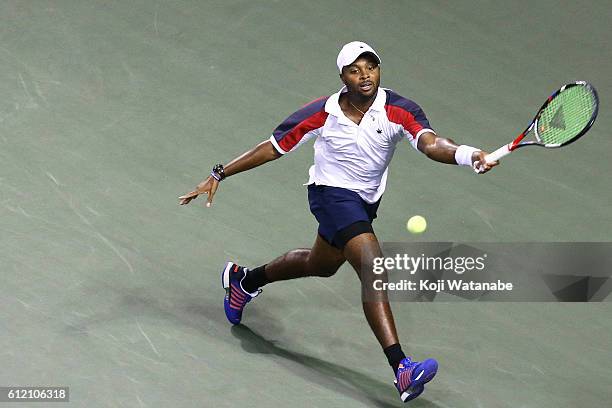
[178,140,281,206]
[416,131,498,173]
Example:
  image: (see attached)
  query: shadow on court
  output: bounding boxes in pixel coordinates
[231,325,444,408]
[59,280,442,406]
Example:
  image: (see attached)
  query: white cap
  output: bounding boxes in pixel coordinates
[336,41,381,72]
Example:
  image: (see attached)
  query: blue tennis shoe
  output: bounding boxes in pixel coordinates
[394,357,438,402]
[221,262,261,325]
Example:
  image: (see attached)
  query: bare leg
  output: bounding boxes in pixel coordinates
[259,232,399,348]
[342,233,399,349]
[264,234,346,282]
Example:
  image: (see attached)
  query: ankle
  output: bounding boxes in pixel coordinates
[241,265,268,293]
[384,343,407,374]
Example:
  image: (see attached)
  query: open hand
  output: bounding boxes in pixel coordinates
[178,176,219,207]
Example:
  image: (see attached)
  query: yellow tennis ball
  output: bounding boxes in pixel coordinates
[407,215,427,234]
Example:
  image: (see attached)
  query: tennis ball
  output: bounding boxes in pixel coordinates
[407,215,427,234]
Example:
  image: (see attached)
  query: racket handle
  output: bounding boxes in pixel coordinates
[485,144,512,163]
[474,144,511,173]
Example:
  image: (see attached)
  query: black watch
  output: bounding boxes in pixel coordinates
[211,164,226,181]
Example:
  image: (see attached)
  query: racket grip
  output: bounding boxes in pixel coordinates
[485,144,512,163]
[474,144,511,173]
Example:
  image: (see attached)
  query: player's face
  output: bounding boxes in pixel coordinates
[340,54,380,98]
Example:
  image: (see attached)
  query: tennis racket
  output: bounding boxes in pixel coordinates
[477,81,599,172]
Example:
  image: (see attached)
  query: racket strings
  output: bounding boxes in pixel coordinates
[537,86,597,146]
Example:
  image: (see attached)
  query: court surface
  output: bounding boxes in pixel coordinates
[1,1,611,407]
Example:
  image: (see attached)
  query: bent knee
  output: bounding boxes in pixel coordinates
[303,242,345,278]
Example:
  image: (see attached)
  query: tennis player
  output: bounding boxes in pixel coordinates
[179,41,498,403]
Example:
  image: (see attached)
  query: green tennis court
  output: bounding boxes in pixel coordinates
[1,1,610,406]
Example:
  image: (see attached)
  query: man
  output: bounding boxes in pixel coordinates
[179,41,497,403]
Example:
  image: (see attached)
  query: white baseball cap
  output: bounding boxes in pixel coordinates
[336,41,381,72]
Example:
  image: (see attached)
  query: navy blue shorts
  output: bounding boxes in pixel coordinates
[307,184,381,249]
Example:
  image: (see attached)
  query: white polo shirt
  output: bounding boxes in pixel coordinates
[269,86,435,203]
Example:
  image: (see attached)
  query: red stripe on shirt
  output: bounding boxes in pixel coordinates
[278,111,328,152]
[384,105,424,139]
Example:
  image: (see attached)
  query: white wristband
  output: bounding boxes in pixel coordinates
[455,145,480,166]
